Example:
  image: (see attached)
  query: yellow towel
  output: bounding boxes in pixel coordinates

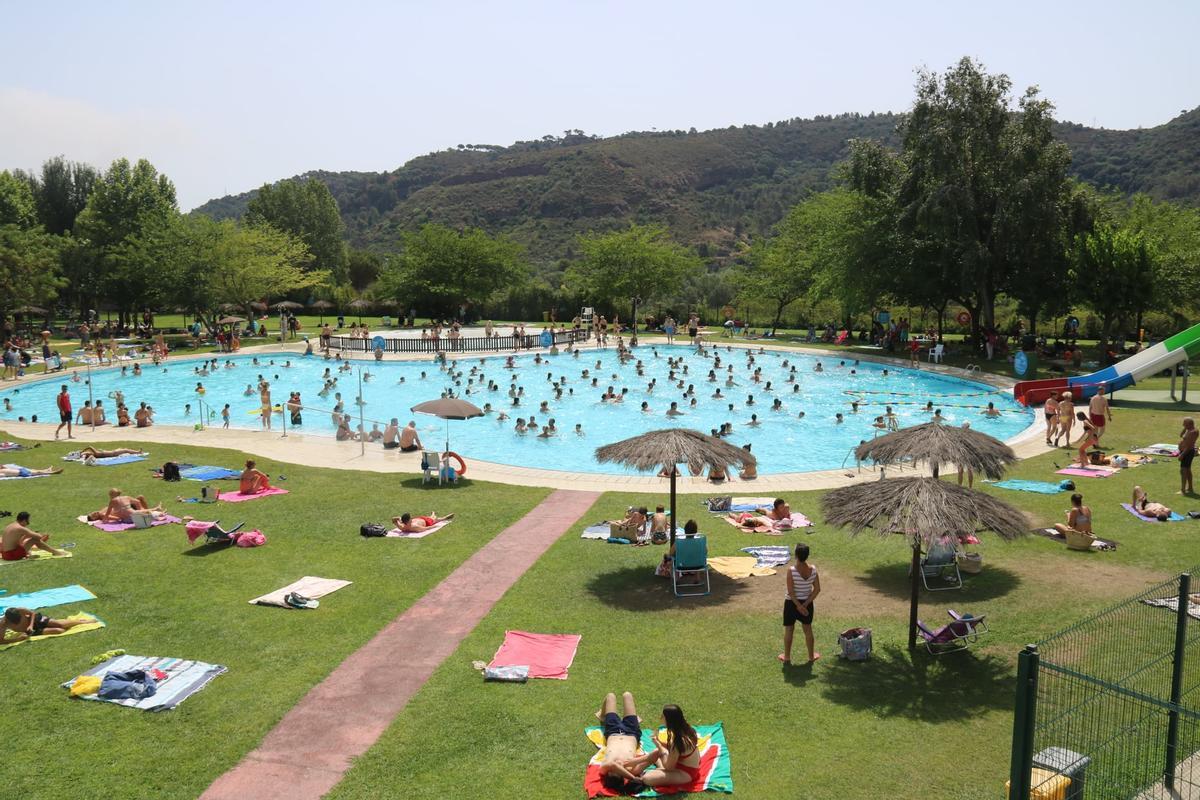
[707,556,777,579]
[0,612,105,651]
[70,675,103,696]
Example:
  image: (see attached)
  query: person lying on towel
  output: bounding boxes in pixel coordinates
[1132,486,1173,521]
[87,488,164,523]
[392,512,454,533]
[0,607,87,643]
[594,692,703,792]
[2,512,68,561]
[0,465,61,478]
[239,460,272,494]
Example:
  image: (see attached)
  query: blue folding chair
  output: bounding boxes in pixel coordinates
[672,534,710,597]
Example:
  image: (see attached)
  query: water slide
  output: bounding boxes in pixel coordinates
[1013,321,1200,405]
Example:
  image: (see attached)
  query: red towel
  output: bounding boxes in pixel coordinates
[488,630,581,680]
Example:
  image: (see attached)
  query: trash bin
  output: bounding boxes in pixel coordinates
[1032,748,1089,800]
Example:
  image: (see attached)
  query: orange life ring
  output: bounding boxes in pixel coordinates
[445,451,467,476]
[955,311,971,327]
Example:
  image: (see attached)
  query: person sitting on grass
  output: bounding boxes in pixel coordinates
[0,607,88,643]
[1053,493,1094,538]
[392,512,454,533]
[238,460,272,495]
[649,506,670,544]
[1132,486,1173,521]
[88,488,161,523]
[639,704,704,789]
[0,465,61,478]
[2,512,68,561]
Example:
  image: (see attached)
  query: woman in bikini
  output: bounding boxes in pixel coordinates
[639,704,703,788]
[1054,493,1094,537]
[238,460,272,495]
[1056,391,1075,447]
[392,512,454,533]
[1074,411,1099,468]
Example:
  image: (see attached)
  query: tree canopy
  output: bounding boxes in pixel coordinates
[246,178,346,281]
[566,224,702,313]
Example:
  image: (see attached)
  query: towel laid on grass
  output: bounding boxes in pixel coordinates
[249,576,351,608]
[1056,466,1118,478]
[1143,595,1200,621]
[581,523,611,540]
[216,487,288,502]
[73,454,147,466]
[708,556,776,579]
[0,549,72,567]
[721,512,812,534]
[741,545,792,569]
[77,514,181,532]
[1121,503,1188,523]
[488,630,581,680]
[0,442,25,451]
[1,613,104,651]
[1132,444,1179,456]
[0,584,94,613]
[992,479,1066,494]
[584,723,733,797]
[384,518,453,539]
[62,654,226,711]
[1036,528,1118,551]
[180,465,241,481]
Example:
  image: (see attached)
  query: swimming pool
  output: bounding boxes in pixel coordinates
[0,346,1033,475]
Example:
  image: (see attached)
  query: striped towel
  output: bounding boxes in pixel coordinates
[62,654,226,711]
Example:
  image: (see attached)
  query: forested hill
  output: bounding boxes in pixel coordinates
[194,107,1200,268]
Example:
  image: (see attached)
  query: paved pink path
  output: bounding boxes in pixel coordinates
[201,489,600,800]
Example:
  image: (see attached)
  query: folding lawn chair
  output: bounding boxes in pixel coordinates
[916,610,988,655]
[920,536,962,591]
[672,534,710,597]
[187,520,245,546]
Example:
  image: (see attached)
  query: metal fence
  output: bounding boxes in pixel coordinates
[1010,569,1199,799]
[327,328,588,354]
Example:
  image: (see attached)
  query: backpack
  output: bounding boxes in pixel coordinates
[707,496,732,512]
[162,462,181,482]
[360,523,387,538]
[234,530,266,547]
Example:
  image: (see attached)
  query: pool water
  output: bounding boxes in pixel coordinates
[0,346,1032,475]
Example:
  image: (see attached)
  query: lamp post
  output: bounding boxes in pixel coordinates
[630,296,641,347]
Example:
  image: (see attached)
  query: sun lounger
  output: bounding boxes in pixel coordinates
[916,611,987,655]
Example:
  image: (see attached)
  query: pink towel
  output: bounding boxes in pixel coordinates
[217,487,289,502]
[78,514,181,532]
[488,630,581,680]
[1056,466,1117,478]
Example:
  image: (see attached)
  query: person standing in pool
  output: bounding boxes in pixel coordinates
[780,542,820,665]
[260,381,272,431]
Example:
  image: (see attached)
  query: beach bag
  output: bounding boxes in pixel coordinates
[483,665,529,683]
[957,552,983,574]
[838,627,873,661]
[130,511,154,529]
[1058,479,1075,491]
[707,496,732,512]
[360,523,387,538]
[234,530,266,547]
[161,461,181,482]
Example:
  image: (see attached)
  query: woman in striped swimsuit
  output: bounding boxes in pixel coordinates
[780,542,821,664]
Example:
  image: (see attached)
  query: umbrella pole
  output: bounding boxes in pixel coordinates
[669,466,677,545]
[909,542,921,651]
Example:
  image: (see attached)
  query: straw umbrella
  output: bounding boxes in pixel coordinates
[595,429,755,544]
[411,397,484,452]
[348,298,373,323]
[309,299,334,323]
[271,300,304,311]
[855,420,1019,479]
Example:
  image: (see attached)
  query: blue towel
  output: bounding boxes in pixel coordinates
[92,454,147,466]
[180,466,240,481]
[0,584,95,613]
[992,479,1065,495]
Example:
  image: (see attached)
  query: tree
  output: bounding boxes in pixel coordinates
[378,223,528,318]
[245,178,347,281]
[1117,194,1200,326]
[566,224,701,315]
[0,225,65,316]
[347,249,383,292]
[1071,225,1153,343]
[28,157,97,235]
[0,171,36,228]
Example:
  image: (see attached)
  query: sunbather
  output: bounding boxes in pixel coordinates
[1132,486,1173,521]
[238,460,271,494]
[639,704,703,788]
[2,512,68,560]
[0,607,88,642]
[594,691,659,792]
[80,446,145,459]
[392,512,454,532]
[89,488,161,523]
[1053,493,1094,537]
[0,465,61,478]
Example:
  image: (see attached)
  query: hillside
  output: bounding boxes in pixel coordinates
[193,108,1200,269]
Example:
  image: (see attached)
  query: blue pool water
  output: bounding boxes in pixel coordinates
[0,346,1032,475]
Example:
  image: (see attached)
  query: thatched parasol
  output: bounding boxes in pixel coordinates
[271,300,304,310]
[12,305,49,315]
[309,299,334,322]
[249,301,268,312]
[596,429,755,543]
[856,421,1017,479]
[411,397,484,452]
[822,477,1029,650]
[217,315,246,325]
[349,298,373,323]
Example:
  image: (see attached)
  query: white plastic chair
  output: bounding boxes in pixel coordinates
[928,344,945,363]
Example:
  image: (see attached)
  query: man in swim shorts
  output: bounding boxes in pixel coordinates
[1180,417,1197,496]
[1089,384,1112,440]
[595,691,658,791]
[392,512,454,532]
[0,606,87,643]
[55,385,73,440]
[2,512,68,561]
[0,465,61,478]
[398,421,423,452]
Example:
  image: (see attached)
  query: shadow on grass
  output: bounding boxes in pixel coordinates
[180,542,235,557]
[819,644,1015,720]
[854,561,1022,603]
[396,476,479,490]
[585,565,748,610]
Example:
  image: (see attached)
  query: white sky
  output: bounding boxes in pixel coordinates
[3,0,1197,209]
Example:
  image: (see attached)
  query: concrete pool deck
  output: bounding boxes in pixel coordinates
[0,337,1052,492]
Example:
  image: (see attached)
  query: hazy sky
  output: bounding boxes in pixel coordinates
[3,1,1197,209]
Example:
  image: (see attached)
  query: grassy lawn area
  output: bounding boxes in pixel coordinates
[0,434,548,800]
[327,406,1199,800]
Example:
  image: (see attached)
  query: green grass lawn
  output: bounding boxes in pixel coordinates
[328,406,1200,800]
[0,435,547,800]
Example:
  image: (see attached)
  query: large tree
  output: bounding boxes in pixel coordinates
[1117,193,1200,326]
[378,223,527,318]
[566,224,701,316]
[245,178,347,281]
[1071,224,1153,342]
[27,156,97,235]
[0,171,37,228]
[0,225,65,317]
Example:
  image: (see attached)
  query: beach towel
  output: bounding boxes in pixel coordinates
[249,576,351,608]
[991,479,1065,495]
[488,630,581,680]
[0,549,72,566]
[384,518,453,539]
[721,512,812,534]
[62,654,226,711]
[0,442,25,451]
[217,487,289,502]
[1056,466,1118,478]
[85,454,148,466]
[584,722,733,797]
[0,584,95,613]
[1,613,104,651]
[581,523,611,540]
[1036,528,1118,551]
[0,465,52,481]
[180,466,241,481]
[77,514,181,532]
[740,545,792,569]
[708,556,776,579]
[1142,595,1200,621]
[1132,444,1179,456]
[1121,503,1188,523]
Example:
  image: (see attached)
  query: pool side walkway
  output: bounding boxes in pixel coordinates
[200,487,600,800]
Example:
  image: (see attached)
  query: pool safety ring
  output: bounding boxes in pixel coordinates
[956,311,971,326]
[443,451,467,476]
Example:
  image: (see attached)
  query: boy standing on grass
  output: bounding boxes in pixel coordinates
[780,543,820,665]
